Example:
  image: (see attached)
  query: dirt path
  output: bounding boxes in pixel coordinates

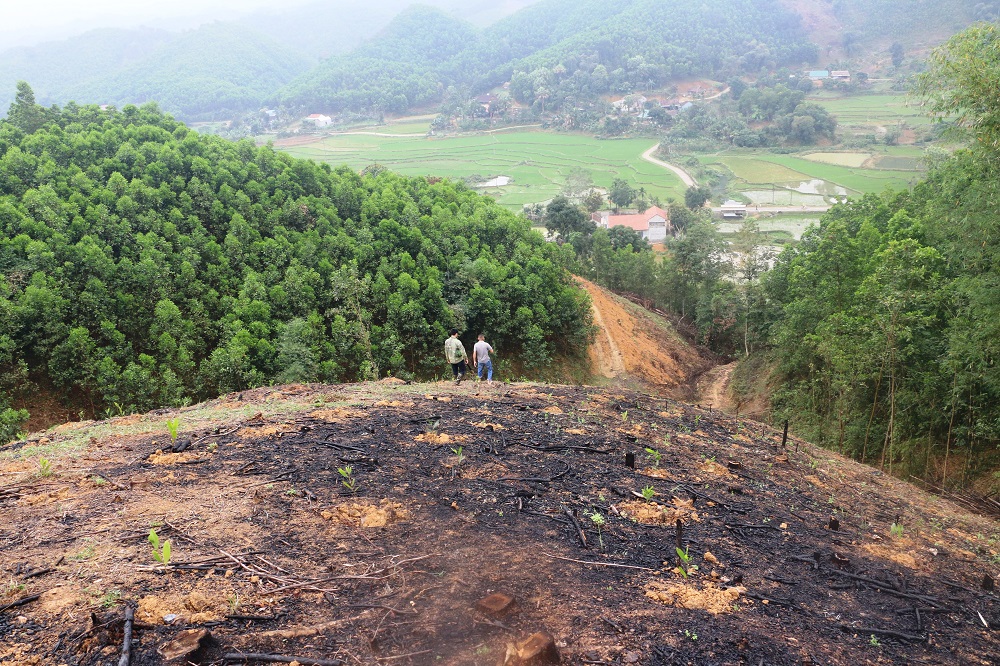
[695,361,736,411]
[641,143,697,188]
[586,286,626,378]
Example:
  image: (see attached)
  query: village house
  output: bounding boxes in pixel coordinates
[304,113,333,127]
[592,206,672,243]
[476,93,497,113]
[830,70,851,80]
[721,200,747,219]
[808,70,831,80]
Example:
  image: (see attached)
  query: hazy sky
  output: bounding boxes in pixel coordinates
[2,0,315,47]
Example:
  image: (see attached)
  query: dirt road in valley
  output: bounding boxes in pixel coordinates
[641,143,696,188]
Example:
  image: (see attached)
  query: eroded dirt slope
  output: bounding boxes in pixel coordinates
[580,278,713,398]
[2,381,1000,666]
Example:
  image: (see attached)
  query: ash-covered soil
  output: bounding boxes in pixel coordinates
[1,381,999,666]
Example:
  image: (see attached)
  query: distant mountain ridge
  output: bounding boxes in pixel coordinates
[0,0,997,120]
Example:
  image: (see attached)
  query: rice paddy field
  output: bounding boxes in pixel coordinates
[274,123,687,209]
[699,146,926,206]
[811,93,932,131]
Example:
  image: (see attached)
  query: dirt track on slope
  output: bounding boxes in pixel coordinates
[579,279,712,398]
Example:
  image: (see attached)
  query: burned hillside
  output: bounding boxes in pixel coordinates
[1,381,999,665]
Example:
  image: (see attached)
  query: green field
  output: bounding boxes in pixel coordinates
[700,149,922,204]
[812,94,931,128]
[275,129,687,209]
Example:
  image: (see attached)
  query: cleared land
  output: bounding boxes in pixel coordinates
[275,128,687,209]
[2,381,999,665]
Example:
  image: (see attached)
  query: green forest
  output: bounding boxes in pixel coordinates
[279,0,816,115]
[553,23,1000,489]
[0,83,591,440]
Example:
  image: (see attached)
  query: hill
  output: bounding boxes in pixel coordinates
[0,24,310,120]
[277,0,817,115]
[1,380,998,664]
[0,96,591,436]
[239,0,540,60]
[0,28,173,110]
[64,23,310,120]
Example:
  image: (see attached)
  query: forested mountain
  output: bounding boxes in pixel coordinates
[0,23,309,121]
[278,0,817,115]
[0,89,590,439]
[67,23,310,120]
[829,0,1000,47]
[0,28,173,111]
[239,0,538,59]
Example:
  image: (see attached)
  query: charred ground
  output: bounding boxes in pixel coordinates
[1,381,999,665]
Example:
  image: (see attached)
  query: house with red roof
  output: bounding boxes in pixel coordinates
[304,113,332,127]
[592,206,671,243]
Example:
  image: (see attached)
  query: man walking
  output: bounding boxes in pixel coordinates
[472,333,495,383]
[445,329,468,384]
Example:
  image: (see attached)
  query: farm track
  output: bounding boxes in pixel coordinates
[642,143,697,188]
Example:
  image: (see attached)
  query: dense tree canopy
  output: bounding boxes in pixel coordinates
[746,24,1000,487]
[0,88,591,436]
[278,0,816,116]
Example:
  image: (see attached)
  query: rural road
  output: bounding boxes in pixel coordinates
[642,144,697,187]
[712,205,833,214]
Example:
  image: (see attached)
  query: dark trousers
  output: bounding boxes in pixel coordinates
[450,360,466,378]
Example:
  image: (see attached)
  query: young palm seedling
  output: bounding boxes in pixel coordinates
[148,529,172,567]
[451,445,465,464]
[641,485,656,501]
[166,418,179,445]
[675,545,699,578]
[645,447,662,468]
[588,511,607,550]
[338,465,358,493]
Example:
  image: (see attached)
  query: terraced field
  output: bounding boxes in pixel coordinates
[275,127,687,209]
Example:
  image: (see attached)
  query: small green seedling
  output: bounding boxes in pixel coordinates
[148,529,172,566]
[451,445,465,464]
[869,634,881,647]
[684,629,698,641]
[37,458,53,478]
[338,465,358,493]
[645,447,662,468]
[889,522,904,538]
[621,410,629,422]
[166,418,179,443]
[675,545,699,578]
[588,511,607,550]
[641,485,656,501]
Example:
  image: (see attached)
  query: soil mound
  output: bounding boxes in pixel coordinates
[1,381,999,665]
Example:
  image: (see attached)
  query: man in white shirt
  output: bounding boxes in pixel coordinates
[472,333,495,383]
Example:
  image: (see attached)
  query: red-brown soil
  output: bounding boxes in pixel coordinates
[579,279,714,398]
[2,381,1000,666]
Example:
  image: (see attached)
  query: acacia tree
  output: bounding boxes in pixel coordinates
[915,23,1000,150]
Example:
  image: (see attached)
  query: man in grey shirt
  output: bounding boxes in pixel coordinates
[472,333,495,383]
